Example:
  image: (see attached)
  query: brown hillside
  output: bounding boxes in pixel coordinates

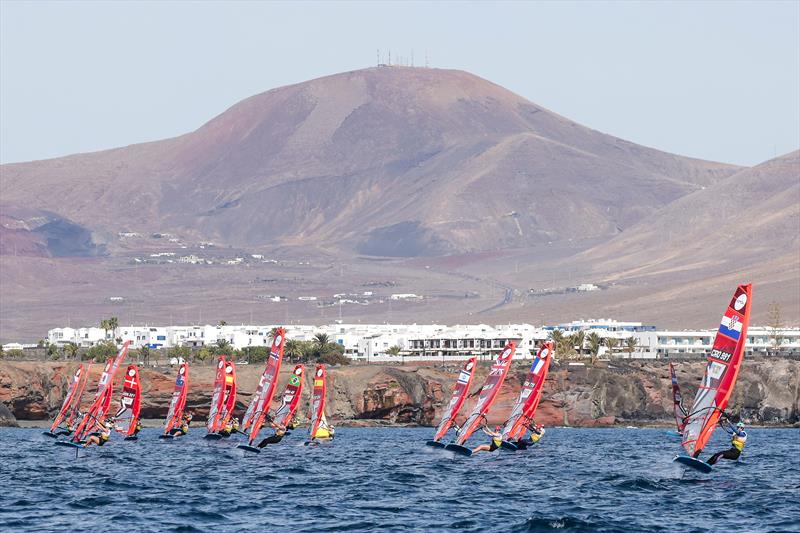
[0,67,737,257]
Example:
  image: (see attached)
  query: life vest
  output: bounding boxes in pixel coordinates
[316,427,331,439]
[731,431,747,452]
[492,436,502,447]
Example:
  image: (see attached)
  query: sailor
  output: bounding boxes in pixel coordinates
[131,419,142,437]
[707,421,747,465]
[231,417,240,433]
[54,421,74,437]
[257,427,287,448]
[315,424,335,440]
[84,418,113,448]
[516,423,545,450]
[219,420,233,437]
[471,425,503,455]
[170,412,192,437]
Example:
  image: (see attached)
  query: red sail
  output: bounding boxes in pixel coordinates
[454,342,516,446]
[245,329,287,446]
[163,363,189,434]
[669,362,686,434]
[73,341,130,442]
[309,364,328,440]
[218,360,238,428]
[501,341,553,441]
[682,284,752,457]
[49,364,85,433]
[114,365,142,437]
[432,357,477,442]
[274,364,305,429]
[67,363,92,427]
[206,356,227,433]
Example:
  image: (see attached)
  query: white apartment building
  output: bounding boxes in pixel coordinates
[42,321,799,359]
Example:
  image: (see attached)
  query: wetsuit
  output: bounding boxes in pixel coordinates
[707,426,747,465]
[88,428,111,446]
[488,435,502,452]
[516,427,545,449]
[170,420,190,436]
[257,432,285,448]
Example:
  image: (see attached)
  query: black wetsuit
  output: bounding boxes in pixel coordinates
[257,433,285,448]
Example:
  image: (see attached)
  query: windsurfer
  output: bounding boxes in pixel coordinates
[170,413,192,437]
[707,421,747,465]
[515,423,545,450]
[471,426,502,455]
[54,421,74,437]
[84,418,113,448]
[257,427,287,448]
[132,420,142,437]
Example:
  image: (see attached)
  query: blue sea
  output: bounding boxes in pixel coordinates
[1,427,798,532]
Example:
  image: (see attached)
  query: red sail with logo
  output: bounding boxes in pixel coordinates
[431,357,477,442]
[206,356,227,433]
[245,329,287,446]
[72,341,130,442]
[67,363,92,427]
[501,341,553,441]
[274,364,305,429]
[309,364,329,440]
[453,343,516,446]
[163,363,189,435]
[114,365,142,437]
[49,364,85,433]
[218,360,237,428]
[681,284,752,457]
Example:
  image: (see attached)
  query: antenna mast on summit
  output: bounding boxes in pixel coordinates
[411,49,414,66]
[377,49,380,66]
[425,50,429,68]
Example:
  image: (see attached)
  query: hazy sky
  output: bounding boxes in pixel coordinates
[1,1,798,166]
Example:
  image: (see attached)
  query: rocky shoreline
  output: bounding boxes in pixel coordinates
[2,359,798,428]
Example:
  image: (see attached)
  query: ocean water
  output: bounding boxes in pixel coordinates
[1,427,798,532]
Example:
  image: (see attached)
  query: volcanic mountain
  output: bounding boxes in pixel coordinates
[0,66,738,257]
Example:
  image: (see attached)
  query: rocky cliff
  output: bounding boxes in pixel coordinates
[1,359,798,427]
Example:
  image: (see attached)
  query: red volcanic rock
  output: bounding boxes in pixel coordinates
[2,359,798,428]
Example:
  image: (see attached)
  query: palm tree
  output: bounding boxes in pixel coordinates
[100,319,110,339]
[549,330,565,346]
[285,339,303,363]
[386,345,402,356]
[572,330,585,358]
[604,337,618,359]
[108,317,119,343]
[218,320,228,327]
[64,342,79,360]
[586,332,602,366]
[624,337,638,359]
[313,333,330,348]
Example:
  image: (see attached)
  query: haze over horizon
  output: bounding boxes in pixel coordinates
[1,1,798,167]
